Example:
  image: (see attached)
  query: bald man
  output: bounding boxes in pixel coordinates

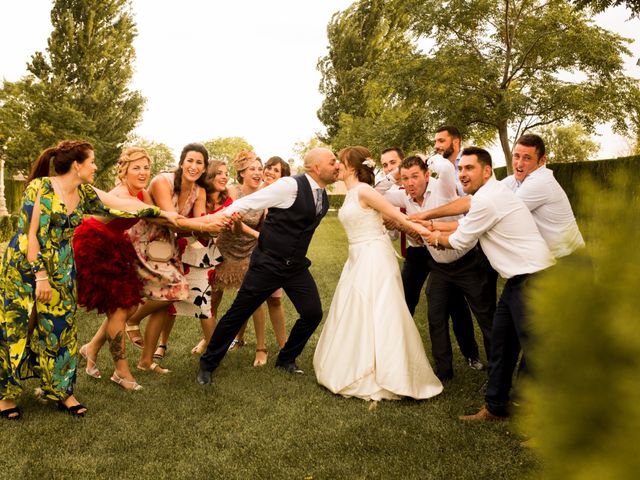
[197,148,340,384]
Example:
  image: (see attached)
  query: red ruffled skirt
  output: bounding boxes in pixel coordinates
[73,217,144,314]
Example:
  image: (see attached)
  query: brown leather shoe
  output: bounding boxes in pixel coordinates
[458,405,507,422]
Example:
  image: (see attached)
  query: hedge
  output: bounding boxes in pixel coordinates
[328,194,346,210]
[494,155,640,215]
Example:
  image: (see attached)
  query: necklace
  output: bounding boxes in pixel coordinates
[52,177,74,227]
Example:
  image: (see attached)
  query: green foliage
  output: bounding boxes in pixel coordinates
[0,215,19,243]
[126,136,177,179]
[494,155,640,215]
[203,136,253,180]
[406,0,640,173]
[328,193,346,209]
[0,0,144,188]
[318,1,640,173]
[521,173,640,479]
[571,0,640,15]
[536,123,600,163]
[292,136,331,163]
[317,0,438,157]
[2,178,26,214]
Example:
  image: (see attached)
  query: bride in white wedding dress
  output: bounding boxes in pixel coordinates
[313,146,443,401]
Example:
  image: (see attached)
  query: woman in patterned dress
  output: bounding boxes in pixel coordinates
[0,140,179,419]
[182,159,233,355]
[124,143,212,373]
[212,151,268,367]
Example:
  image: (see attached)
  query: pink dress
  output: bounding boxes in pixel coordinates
[127,172,198,301]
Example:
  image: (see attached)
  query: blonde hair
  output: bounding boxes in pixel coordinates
[116,147,152,184]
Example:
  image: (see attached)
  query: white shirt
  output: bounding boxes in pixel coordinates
[502,166,584,259]
[376,155,471,262]
[449,177,555,279]
[224,174,321,215]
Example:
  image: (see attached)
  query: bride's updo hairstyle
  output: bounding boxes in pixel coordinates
[338,146,376,186]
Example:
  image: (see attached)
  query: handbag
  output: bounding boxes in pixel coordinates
[146,240,173,262]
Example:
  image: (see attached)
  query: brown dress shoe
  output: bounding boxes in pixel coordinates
[458,405,507,422]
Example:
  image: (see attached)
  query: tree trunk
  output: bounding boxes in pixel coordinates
[498,123,513,175]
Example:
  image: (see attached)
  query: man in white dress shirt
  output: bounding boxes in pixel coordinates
[375,155,487,381]
[412,134,584,260]
[424,147,555,420]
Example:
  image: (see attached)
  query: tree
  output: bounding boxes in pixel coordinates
[0,0,144,187]
[536,123,600,163]
[126,136,176,178]
[292,137,331,162]
[317,0,440,157]
[405,0,640,173]
[571,0,640,16]
[203,136,253,181]
[318,1,640,174]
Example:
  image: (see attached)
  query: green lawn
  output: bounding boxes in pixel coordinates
[1,214,538,479]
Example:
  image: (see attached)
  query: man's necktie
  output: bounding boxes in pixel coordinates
[315,188,324,215]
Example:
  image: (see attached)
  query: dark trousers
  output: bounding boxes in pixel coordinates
[401,246,479,371]
[200,249,323,373]
[485,274,532,417]
[426,247,497,378]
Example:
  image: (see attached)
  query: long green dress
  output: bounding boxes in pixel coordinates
[0,177,160,402]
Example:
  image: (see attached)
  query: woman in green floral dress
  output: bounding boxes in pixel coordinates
[0,140,179,419]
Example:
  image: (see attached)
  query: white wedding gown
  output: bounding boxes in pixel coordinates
[313,184,443,401]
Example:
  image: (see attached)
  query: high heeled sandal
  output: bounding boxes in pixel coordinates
[153,344,167,361]
[57,402,87,417]
[1,406,22,420]
[79,344,101,379]
[110,372,143,391]
[125,324,144,349]
[253,348,268,367]
[137,362,170,374]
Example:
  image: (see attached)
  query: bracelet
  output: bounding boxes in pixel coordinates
[35,276,49,282]
[434,237,439,248]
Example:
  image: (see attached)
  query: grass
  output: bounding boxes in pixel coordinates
[1,214,538,479]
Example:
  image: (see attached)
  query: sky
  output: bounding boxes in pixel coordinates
[1,1,639,167]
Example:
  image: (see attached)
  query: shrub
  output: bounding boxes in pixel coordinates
[328,194,345,210]
[0,215,19,243]
[521,172,640,479]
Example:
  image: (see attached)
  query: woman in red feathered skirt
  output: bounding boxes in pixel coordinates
[73,147,154,391]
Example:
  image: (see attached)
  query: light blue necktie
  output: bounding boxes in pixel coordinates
[315,188,324,215]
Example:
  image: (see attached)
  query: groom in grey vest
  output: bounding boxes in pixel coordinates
[197,148,339,384]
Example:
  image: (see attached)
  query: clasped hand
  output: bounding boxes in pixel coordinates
[160,210,185,226]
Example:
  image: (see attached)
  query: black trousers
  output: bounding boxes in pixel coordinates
[200,248,323,373]
[401,246,479,368]
[426,246,497,378]
[484,274,531,417]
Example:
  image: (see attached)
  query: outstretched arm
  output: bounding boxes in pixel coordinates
[408,196,470,221]
[358,186,431,239]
